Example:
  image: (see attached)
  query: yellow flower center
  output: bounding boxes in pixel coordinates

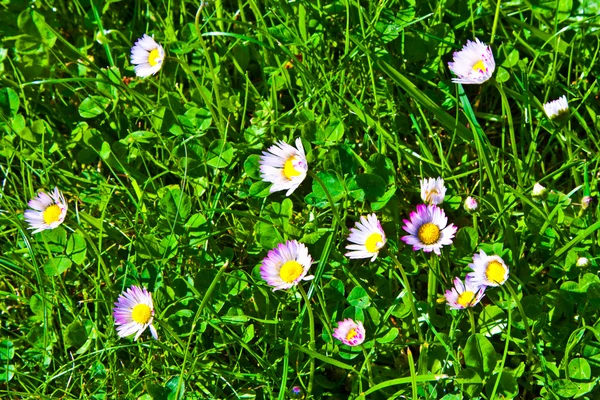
[279,260,303,283]
[283,156,302,180]
[131,303,152,324]
[365,233,383,253]
[457,291,476,307]
[43,204,62,225]
[346,328,358,341]
[148,49,161,67]
[486,260,506,284]
[472,60,486,72]
[417,222,440,245]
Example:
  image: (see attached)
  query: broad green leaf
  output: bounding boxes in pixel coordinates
[0,340,14,361]
[552,379,579,398]
[347,287,371,309]
[159,186,192,222]
[376,328,399,343]
[43,256,72,276]
[464,333,498,375]
[0,87,19,117]
[568,358,591,381]
[78,96,111,118]
[66,232,87,265]
[206,139,234,168]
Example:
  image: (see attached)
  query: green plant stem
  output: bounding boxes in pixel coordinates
[360,345,374,386]
[308,171,347,234]
[298,285,316,396]
[176,262,229,398]
[468,309,477,335]
[505,281,534,362]
[490,0,502,44]
[490,301,512,400]
[427,256,438,313]
[387,251,424,343]
[194,2,226,134]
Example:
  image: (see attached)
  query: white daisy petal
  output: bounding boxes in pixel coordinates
[24,187,68,234]
[130,34,165,77]
[448,38,495,85]
[260,240,313,291]
[543,95,569,119]
[401,204,456,255]
[344,213,386,261]
[113,285,158,341]
[466,250,509,288]
[258,138,308,196]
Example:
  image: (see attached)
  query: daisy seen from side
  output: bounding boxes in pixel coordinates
[448,38,495,84]
[345,213,386,262]
[113,285,158,341]
[131,34,165,77]
[464,196,478,212]
[332,318,365,347]
[420,177,446,205]
[466,250,509,287]
[259,138,308,196]
[24,187,68,234]
[401,204,457,256]
[543,95,569,119]
[445,277,486,310]
[260,240,314,291]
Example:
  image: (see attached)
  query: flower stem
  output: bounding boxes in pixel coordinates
[505,281,534,362]
[427,256,438,317]
[360,345,374,386]
[308,171,347,234]
[468,308,477,335]
[387,251,424,343]
[298,285,316,396]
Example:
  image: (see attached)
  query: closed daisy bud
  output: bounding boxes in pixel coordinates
[582,196,592,210]
[448,38,495,85]
[445,277,486,310]
[259,138,308,196]
[466,250,509,287]
[345,213,386,262]
[420,177,446,205]
[260,240,314,291]
[464,196,478,212]
[332,318,365,346]
[113,285,158,341]
[131,34,165,77]
[543,96,569,119]
[532,183,547,199]
[401,204,457,256]
[24,187,68,234]
[576,257,590,268]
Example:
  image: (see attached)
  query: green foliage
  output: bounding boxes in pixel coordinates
[1,0,600,398]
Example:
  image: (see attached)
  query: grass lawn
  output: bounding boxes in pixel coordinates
[1,0,600,398]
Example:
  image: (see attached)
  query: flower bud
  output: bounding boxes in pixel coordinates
[464,196,478,212]
[532,183,547,199]
[576,257,590,268]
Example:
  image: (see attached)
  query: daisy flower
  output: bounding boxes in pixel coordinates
[260,240,314,291]
[543,95,569,119]
[332,318,365,346]
[401,204,457,256]
[445,277,486,310]
[345,213,386,261]
[259,138,308,196]
[24,187,68,234]
[448,38,495,84]
[130,34,165,77]
[113,285,158,341]
[466,250,509,287]
[464,196,478,212]
[420,177,446,205]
